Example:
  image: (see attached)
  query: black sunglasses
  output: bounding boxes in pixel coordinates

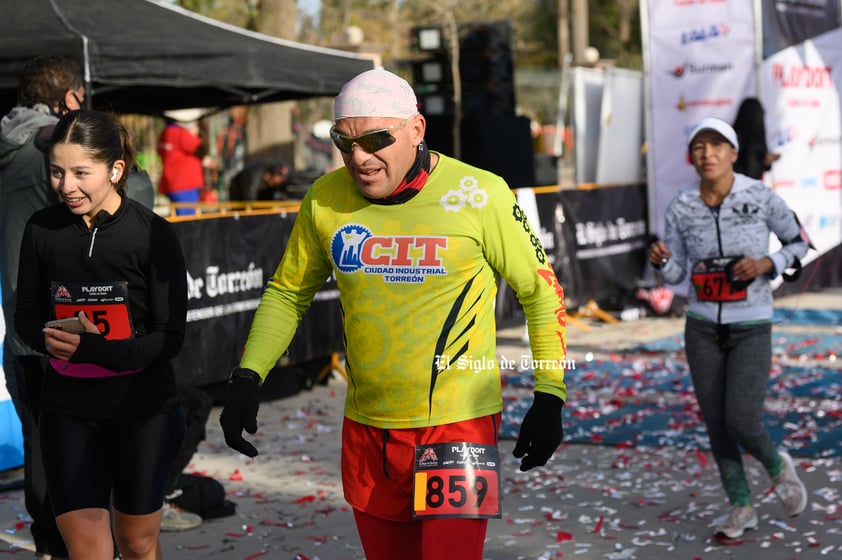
[330,119,411,154]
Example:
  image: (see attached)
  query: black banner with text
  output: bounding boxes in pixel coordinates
[171,213,342,387]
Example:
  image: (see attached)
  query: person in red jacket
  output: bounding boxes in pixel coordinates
[157,109,207,215]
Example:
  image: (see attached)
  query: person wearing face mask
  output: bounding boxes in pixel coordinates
[648,117,810,540]
[0,54,85,560]
[219,68,569,560]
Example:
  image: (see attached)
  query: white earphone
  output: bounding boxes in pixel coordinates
[111,170,118,181]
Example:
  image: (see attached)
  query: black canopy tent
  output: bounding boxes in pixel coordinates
[0,0,375,115]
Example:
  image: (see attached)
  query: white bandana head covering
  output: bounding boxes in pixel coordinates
[334,69,419,121]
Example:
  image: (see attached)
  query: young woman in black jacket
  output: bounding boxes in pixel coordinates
[15,109,188,560]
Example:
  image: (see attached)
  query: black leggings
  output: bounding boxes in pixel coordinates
[684,317,780,506]
[41,407,185,516]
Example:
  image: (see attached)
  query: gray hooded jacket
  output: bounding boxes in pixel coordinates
[0,105,59,356]
[660,172,809,324]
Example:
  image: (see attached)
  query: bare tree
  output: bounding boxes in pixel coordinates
[617,0,637,44]
[247,0,298,167]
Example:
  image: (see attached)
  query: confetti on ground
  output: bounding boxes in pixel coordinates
[1,300,840,560]
[501,330,842,457]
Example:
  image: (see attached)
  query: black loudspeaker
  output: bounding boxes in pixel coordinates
[533,154,558,186]
[424,115,536,188]
[459,21,515,117]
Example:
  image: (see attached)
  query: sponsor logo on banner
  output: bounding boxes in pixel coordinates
[680,22,731,46]
[330,224,448,284]
[824,170,841,190]
[668,61,733,78]
[574,218,648,254]
[676,95,733,111]
[771,64,834,88]
[799,176,819,188]
[186,263,264,301]
[809,135,842,149]
[786,97,822,109]
[771,127,798,150]
[819,215,840,230]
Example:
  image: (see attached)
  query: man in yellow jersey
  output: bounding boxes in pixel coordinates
[220,68,568,560]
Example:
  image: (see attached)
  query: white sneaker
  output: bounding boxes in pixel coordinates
[774,451,807,517]
[714,505,758,539]
[160,502,202,532]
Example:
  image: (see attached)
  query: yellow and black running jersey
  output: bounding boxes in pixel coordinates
[240,153,567,429]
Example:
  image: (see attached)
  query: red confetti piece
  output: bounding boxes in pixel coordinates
[695,449,708,468]
[305,535,330,543]
[592,515,604,533]
[294,495,317,504]
[259,518,288,527]
[556,530,573,543]
[229,469,243,482]
[714,535,757,545]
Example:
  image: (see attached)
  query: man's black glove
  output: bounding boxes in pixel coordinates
[512,392,564,471]
[219,368,262,458]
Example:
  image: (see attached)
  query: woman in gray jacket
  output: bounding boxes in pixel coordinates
[648,117,809,539]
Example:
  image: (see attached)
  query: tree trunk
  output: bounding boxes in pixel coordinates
[248,0,297,167]
[618,0,636,44]
[571,0,588,65]
[558,0,569,66]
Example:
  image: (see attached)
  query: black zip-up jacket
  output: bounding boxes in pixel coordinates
[15,194,187,419]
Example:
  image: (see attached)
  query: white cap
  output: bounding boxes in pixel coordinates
[163,108,206,123]
[333,69,419,120]
[687,117,739,151]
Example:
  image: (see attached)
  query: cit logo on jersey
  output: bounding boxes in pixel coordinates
[330,224,448,284]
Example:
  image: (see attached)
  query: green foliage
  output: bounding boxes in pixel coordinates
[171,0,644,125]
[588,0,642,70]
[177,0,251,28]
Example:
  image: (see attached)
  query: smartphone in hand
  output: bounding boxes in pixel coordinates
[45,317,86,334]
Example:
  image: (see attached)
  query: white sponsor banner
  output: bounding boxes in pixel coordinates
[645,0,757,236]
[762,26,842,255]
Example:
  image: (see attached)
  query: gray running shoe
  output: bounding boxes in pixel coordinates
[714,505,758,539]
[160,502,202,532]
[774,451,807,517]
